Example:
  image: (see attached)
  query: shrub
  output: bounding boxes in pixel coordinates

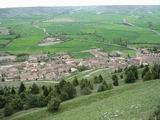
[18,82,26,94]
[94,75,103,84]
[72,77,79,86]
[26,94,39,108]
[142,65,150,78]
[80,87,92,95]
[54,79,76,101]
[151,64,160,79]
[11,87,16,94]
[125,71,136,83]
[120,74,123,79]
[60,91,69,101]
[97,84,107,92]
[37,95,48,107]
[143,71,152,81]
[30,83,39,94]
[47,97,61,112]
[125,65,138,80]
[42,86,49,97]
[11,97,23,111]
[149,105,160,120]
[97,81,113,92]
[98,75,103,82]
[3,104,13,116]
[112,74,119,86]
[0,95,6,108]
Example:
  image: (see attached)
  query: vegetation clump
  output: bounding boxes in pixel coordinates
[112,74,119,86]
[80,79,93,95]
[47,97,61,112]
[97,80,113,92]
[124,65,138,83]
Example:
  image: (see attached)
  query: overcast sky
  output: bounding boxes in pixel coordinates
[0,0,160,8]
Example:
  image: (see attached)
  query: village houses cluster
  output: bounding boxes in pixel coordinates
[0,48,160,81]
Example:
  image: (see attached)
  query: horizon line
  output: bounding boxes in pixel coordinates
[0,4,160,9]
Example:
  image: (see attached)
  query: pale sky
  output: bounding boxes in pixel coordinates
[0,0,160,8]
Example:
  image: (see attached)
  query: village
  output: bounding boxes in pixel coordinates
[0,48,160,82]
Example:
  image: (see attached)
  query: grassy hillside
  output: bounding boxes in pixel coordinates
[3,80,160,120]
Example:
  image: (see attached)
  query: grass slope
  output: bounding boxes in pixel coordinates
[3,80,160,120]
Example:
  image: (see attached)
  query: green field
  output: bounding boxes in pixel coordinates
[0,6,160,58]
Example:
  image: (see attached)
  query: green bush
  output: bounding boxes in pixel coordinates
[18,82,26,94]
[0,95,6,108]
[42,86,49,97]
[80,87,91,95]
[142,65,150,78]
[11,97,23,111]
[94,75,103,84]
[149,105,160,120]
[3,104,13,117]
[72,77,79,86]
[54,79,76,101]
[143,71,152,81]
[47,97,61,112]
[97,81,113,92]
[26,94,39,108]
[125,65,138,80]
[30,83,39,94]
[112,74,119,86]
[125,71,136,83]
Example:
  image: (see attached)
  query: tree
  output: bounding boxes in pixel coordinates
[80,79,92,95]
[97,81,113,92]
[125,65,138,80]
[11,87,16,94]
[3,104,13,116]
[11,97,23,111]
[26,94,39,108]
[30,83,39,94]
[151,64,160,79]
[42,86,49,97]
[72,77,79,86]
[54,79,76,101]
[98,75,103,82]
[149,105,160,120]
[94,75,102,84]
[18,82,26,94]
[112,74,119,86]
[120,74,123,79]
[80,87,92,95]
[143,71,152,81]
[125,71,136,83]
[142,65,149,78]
[97,84,107,92]
[0,95,6,108]
[37,95,48,107]
[47,97,61,112]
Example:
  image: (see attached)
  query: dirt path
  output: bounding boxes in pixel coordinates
[10,108,45,120]
[84,68,109,78]
[33,24,49,36]
[150,29,160,36]
[66,69,94,80]
[25,80,59,84]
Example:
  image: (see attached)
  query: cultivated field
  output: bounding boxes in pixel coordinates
[0,6,159,58]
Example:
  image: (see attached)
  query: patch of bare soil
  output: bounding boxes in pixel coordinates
[43,18,75,23]
[0,27,10,35]
[38,37,62,46]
